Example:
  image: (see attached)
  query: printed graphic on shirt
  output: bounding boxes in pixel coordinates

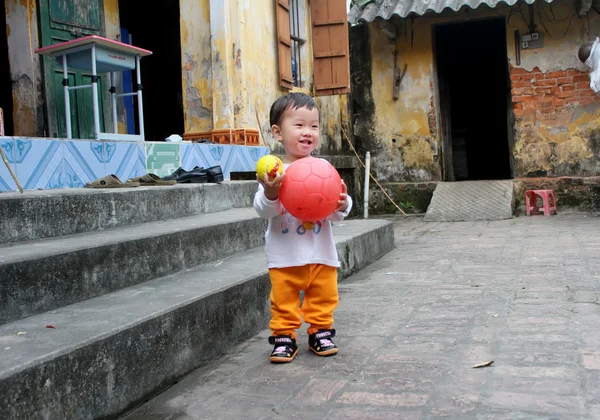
[280,210,294,234]
[297,221,322,235]
[279,209,323,235]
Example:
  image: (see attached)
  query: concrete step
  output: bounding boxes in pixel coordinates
[0,181,257,244]
[0,208,266,324]
[0,219,394,420]
[424,180,515,222]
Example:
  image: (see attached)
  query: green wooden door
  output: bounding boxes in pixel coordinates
[38,0,106,139]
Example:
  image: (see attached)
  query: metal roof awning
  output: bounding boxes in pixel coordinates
[348,0,555,24]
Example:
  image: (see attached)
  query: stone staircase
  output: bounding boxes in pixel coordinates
[0,182,394,419]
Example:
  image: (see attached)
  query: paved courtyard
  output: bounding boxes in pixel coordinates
[123,213,600,419]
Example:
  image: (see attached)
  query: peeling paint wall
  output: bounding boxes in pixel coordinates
[180,0,213,133]
[506,0,600,177]
[235,0,286,141]
[210,0,235,129]
[315,95,350,155]
[511,66,600,177]
[230,0,248,129]
[179,0,348,156]
[352,17,440,183]
[352,0,600,183]
[236,0,348,154]
[5,0,43,136]
[103,0,120,40]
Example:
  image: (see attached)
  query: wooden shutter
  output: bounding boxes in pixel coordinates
[310,0,350,96]
[276,0,294,90]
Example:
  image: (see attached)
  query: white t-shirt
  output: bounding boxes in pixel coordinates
[253,165,353,269]
[585,37,600,93]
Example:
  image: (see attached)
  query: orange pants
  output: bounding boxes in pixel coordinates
[269,264,338,339]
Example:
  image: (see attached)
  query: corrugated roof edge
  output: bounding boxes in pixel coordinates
[348,0,554,24]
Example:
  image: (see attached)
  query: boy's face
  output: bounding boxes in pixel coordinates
[272,106,320,163]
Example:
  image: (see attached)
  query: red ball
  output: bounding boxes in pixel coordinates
[279,157,342,221]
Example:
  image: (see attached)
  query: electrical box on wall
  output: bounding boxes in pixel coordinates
[521,32,544,50]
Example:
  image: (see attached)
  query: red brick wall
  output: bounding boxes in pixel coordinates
[510,66,600,124]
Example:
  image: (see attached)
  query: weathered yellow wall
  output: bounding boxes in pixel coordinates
[505,4,590,73]
[103,0,120,40]
[210,0,235,129]
[368,20,439,181]
[180,0,213,133]
[237,0,348,154]
[231,0,281,132]
[102,0,128,133]
[179,0,348,155]
[5,0,43,136]
[362,0,600,181]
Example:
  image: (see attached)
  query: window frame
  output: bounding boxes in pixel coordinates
[275,0,350,95]
[289,0,307,88]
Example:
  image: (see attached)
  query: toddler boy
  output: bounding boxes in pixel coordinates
[253,93,353,363]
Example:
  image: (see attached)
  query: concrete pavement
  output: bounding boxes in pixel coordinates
[122,213,600,420]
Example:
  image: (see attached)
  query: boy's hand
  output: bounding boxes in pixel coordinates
[258,171,285,201]
[336,180,349,213]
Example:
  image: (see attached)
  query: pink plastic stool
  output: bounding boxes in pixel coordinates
[525,189,557,216]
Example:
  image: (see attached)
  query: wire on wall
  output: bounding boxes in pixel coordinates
[534,0,577,40]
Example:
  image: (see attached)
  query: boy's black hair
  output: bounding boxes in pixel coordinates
[579,40,595,64]
[269,92,318,127]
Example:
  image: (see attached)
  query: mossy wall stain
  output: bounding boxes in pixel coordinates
[399,135,435,169]
[514,106,600,177]
[353,18,440,183]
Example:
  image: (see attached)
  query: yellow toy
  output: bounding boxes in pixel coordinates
[256,155,283,181]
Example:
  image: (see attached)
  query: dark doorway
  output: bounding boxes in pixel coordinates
[435,18,512,181]
[119,1,184,142]
[0,0,14,135]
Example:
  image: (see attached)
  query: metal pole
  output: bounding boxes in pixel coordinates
[91,45,101,140]
[364,151,371,219]
[111,72,118,134]
[63,56,72,139]
[136,55,145,140]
